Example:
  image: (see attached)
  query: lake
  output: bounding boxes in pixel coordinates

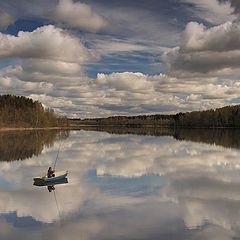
[0,128,240,239]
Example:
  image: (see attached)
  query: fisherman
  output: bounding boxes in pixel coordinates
[47,167,55,178]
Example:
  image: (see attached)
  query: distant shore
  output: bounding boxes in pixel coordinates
[0,127,64,132]
[2,124,240,132]
[0,125,91,132]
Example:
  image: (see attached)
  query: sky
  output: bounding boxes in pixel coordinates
[0,0,240,118]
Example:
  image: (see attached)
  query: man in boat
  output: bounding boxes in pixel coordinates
[47,167,55,178]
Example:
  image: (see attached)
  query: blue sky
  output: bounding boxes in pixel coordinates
[0,0,239,117]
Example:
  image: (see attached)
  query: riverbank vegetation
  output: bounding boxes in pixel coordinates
[0,95,68,128]
[2,94,240,129]
[71,104,240,128]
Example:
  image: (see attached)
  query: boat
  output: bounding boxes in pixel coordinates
[33,176,68,187]
[33,141,68,187]
[33,170,68,184]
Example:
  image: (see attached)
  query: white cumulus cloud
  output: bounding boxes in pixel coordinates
[97,72,154,91]
[181,21,240,52]
[0,25,98,63]
[163,21,240,75]
[51,0,108,32]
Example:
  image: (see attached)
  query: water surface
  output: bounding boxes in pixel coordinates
[0,129,240,239]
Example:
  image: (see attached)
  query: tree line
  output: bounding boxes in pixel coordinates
[3,94,240,128]
[71,104,240,128]
[0,95,68,128]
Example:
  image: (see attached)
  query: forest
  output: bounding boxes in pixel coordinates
[2,94,240,129]
[0,95,68,128]
[71,104,240,128]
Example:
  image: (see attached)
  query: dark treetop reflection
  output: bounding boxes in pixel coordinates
[0,129,240,239]
[80,126,240,150]
[0,130,69,162]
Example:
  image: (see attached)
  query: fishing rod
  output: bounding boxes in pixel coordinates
[53,141,62,171]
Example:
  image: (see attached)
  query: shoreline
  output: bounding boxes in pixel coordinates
[0,127,64,132]
[1,125,240,132]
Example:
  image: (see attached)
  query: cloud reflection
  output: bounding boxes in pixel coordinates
[1,130,240,239]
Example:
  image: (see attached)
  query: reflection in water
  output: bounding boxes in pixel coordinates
[1,130,240,239]
[0,130,69,161]
[44,179,68,196]
[80,126,240,149]
[47,185,55,192]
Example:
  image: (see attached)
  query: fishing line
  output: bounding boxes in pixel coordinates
[53,189,62,226]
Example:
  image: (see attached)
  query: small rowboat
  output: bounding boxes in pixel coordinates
[33,177,68,187]
[33,170,68,184]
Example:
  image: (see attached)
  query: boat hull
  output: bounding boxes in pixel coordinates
[33,170,68,184]
[34,177,68,186]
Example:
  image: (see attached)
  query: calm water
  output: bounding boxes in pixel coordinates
[1,129,240,239]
